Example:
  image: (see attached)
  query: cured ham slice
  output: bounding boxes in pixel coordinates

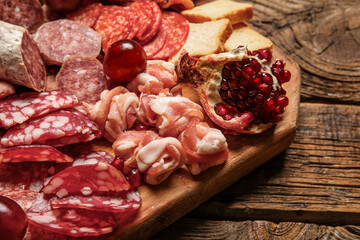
[127,60,177,95]
[1,108,101,147]
[0,145,73,163]
[113,130,185,185]
[0,80,15,99]
[88,86,139,142]
[145,95,204,137]
[42,161,130,198]
[0,91,79,129]
[179,119,229,175]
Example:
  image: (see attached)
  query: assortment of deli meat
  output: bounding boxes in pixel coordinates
[0,0,292,239]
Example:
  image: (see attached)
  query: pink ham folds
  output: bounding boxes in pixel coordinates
[179,119,229,175]
[126,60,177,95]
[139,94,204,138]
[88,86,138,142]
[113,130,185,185]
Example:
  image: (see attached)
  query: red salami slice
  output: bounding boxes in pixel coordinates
[94,5,132,52]
[143,24,167,59]
[130,1,162,44]
[0,21,46,91]
[0,0,44,33]
[152,11,189,60]
[0,189,40,211]
[0,145,73,163]
[42,161,130,198]
[34,19,101,65]
[72,151,114,166]
[0,91,79,129]
[0,161,70,192]
[0,108,101,147]
[50,189,141,212]
[27,194,118,237]
[66,2,103,28]
[56,56,107,104]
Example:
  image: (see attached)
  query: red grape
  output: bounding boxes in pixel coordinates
[0,196,28,240]
[103,39,147,84]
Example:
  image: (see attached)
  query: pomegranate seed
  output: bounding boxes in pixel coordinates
[264,97,277,112]
[221,79,229,90]
[222,67,232,79]
[215,103,228,116]
[248,90,257,98]
[282,70,291,83]
[127,169,141,188]
[258,49,272,62]
[277,95,289,108]
[236,101,245,111]
[248,58,261,73]
[269,90,280,99]
[261,72,273,85]
[231,67,242,78]
[231,78,241,89]
[223,113,233,120]
[237,89,247,100]
[252,105,264,116]
[242,111,254,124]
[112,157,125,172]
[280,88,286,95]
[273,106,284,115]
[254,94,264,104]
[230,89,238,99]
[272,67,284,82]
[219,89,228,99]
[242,64,255,79]
[251,76,261,88]
[258,83,271,96]
[272,59,284,69]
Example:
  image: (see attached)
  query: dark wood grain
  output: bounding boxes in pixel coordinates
[152,0,360,239]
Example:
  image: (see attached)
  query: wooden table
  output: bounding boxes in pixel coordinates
[152,0,360,238]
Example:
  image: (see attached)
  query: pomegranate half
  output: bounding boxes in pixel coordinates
[176,47,291,134]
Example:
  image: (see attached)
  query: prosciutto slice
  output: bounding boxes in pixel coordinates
[179,119,229,175]
[88,86,138,142]
[146,95,204,137]
[113,130,186,185]
[126,60,177,95]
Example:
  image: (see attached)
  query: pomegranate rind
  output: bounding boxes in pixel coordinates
[177,48,281,134]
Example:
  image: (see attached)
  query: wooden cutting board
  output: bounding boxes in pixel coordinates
[72,46,301,239]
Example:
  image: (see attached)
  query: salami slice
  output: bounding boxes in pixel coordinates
[66,2,103,28]
[0,91,79,129]
[27,194,118,237]
[50,189,141,212]
[34,19,101,65]
[143,24,167,59]
[0,21,46,91]
[152,11,189,60]
[0,108,101,147]
[94,5,132,52]
[129,1,162,44]
[72,151,114,166]
[0,0,44,33]
[42,161,130,197]
[56,56,107,104]
[0,80,15,99]
[0,145,73,163]
[0,189,40,211]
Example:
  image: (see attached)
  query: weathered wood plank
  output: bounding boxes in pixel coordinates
[171,103,360,225]
[247,0,360,103]
[153,219,360,240]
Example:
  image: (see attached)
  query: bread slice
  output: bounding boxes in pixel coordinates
[181,0,253,24]
[224,23,273,52]
[169,18,233,64]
